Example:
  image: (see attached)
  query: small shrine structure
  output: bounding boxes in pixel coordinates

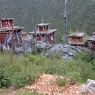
[30,23,56,44]
[0,18,24,48]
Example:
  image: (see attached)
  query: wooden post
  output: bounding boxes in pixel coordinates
[42,17,44,23]
[12,30,15,52]
[64,0,68,44]
[34,25,37,44]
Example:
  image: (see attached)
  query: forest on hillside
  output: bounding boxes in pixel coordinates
[0,0,95,42]
[0,1,95,94]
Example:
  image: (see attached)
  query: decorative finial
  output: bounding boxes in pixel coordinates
[42,17,44,23]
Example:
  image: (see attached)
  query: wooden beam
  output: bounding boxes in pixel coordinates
[64,0,68,44]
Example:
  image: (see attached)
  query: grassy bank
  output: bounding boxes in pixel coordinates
[0,52,95,89]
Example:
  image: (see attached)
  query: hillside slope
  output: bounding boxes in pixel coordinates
[0,0,95,42]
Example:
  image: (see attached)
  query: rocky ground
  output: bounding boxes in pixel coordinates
[8,74,81,95]
[1,74,95,95]
[25,74,81,95]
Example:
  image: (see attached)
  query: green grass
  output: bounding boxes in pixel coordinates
[0,51,95,89]
[55,78,68,87]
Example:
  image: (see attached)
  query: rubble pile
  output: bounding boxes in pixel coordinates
[35,42,52,50]
[15,35,34,53]
[25,74,81,95]
[15,39,52,54]
[46,44,87,60]
[0,34,88,59]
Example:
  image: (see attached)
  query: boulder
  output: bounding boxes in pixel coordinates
[81,79,95,95]
[46,44,84,60]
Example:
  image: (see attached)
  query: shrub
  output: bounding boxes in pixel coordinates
[56,78,68,87]
[76,51,95,63]
[67,72,82,83]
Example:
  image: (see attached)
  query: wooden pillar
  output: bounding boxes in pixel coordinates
[64,0,68,44]
[12,30,15,52]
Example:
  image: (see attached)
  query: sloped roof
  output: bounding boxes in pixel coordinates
[68,32,85,37]
[0,26,24,32]
[30,29,56,35]
[1,18,14,20]
[37,23,49,26]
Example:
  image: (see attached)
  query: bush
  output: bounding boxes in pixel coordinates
[56,78,68,87]
[76,51,95,63]
[76,51,95,82]
[67,72,82,83]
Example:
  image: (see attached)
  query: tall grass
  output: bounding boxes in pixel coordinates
[0,51,95,88]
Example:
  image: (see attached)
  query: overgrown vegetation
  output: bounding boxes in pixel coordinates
[0,51,95,89]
